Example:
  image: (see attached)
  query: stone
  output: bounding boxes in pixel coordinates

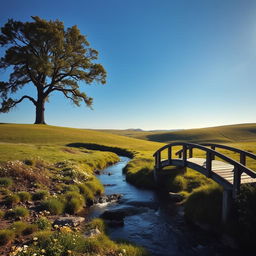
[100,206,145,221]
[168,192,184,202]
[94,194,122,204]
[53,217,85,227]
[84,228,101,238]
[100,210,125,221]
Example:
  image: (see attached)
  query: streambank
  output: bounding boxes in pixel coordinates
[89,157,237,256]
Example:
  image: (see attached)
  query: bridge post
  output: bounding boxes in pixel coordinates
[240,153,246,166]
[206,152,212,177]
[168,146,172,165]
[222,189,232,223]
[210,145,216,160]
[154,152,161,185]
[233,167,242,199]
[182,145,187,166]
[188,147,193,158]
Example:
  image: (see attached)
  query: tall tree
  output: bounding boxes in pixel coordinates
[0,16,106,124]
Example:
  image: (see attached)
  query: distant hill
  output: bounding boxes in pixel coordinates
[95,123,256,144]
[95,129,182,139]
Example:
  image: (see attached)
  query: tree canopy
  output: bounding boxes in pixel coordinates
[0,16,106,124]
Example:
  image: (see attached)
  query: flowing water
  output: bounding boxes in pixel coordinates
[88,157,237,256]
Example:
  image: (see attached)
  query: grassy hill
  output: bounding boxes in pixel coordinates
[0,123,163,162]
[98,123,256,144]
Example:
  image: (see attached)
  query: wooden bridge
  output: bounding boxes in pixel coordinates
[153,142,256,222]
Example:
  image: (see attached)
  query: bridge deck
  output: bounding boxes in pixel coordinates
[188,157,255,184]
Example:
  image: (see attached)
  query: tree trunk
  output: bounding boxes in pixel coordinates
[34,98,46,124]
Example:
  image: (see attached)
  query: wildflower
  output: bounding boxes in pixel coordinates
[32,253,37,256]
[67,250,72,254]
[33,237,38,241]
[54,224,59,229]
[53,238,58,242]
[41,249,46,253]
[23,245,28,249]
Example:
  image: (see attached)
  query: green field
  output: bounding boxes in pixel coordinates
[0,123,256,253]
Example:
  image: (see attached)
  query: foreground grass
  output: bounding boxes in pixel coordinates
[0,124,158,255]
[7,218,148,256]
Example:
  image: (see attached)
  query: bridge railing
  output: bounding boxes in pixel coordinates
[153,142,256,197]
[174,143,256,173]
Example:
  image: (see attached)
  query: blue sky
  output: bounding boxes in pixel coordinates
[0,0,256,130]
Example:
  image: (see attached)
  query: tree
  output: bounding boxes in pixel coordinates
[0,16,106,124]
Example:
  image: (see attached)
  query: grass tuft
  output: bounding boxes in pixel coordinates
[0,177,13,187]
[32,190,49,201]
[41,198,65,215]
[5,206,29,219]
[0,229,15,246]
[17,191,31,202]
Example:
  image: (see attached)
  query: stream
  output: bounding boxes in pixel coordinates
[88,157,237,256]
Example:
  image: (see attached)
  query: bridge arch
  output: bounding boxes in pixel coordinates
[153,142,256,222]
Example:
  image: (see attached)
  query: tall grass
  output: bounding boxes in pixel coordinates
[184,183,223,226]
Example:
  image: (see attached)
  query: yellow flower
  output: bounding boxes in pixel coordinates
[60,226,72,233]
[41,249,46,253]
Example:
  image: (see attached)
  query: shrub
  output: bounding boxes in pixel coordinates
[85,177,104,195]
[123,158,155,189]
[62,166,90,181]
[33,230,53,247]
[10,221,37,235]
[22,224,38,235]
[5,206,29,218]
[36,217,52,230]
[0,177,13,187]
[0,160,50,186]
[0,210,4,218]
[10,221,28,235]
[4,193,20,205]
[32,190,49,201]
[63,184,80,193]
[65,198,83,214]
[0,229,15,245]
[64,191,85,214]
[18,191,32,202]
[184,183,223,226]
[41,198,65,215]
[117,243,149,256]
[77,183,94,201]
[36,231,86,255]
[86,218,106,232]
[236,184,256,249]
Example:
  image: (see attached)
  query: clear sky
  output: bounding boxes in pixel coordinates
[0,0,256,130]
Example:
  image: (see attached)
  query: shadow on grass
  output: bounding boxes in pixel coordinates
[66,143,135,158]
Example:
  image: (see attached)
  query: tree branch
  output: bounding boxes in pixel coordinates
[13,95,37,106]
[0,95,37,113]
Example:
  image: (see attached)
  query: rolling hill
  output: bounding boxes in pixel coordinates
[96,123,256,144]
